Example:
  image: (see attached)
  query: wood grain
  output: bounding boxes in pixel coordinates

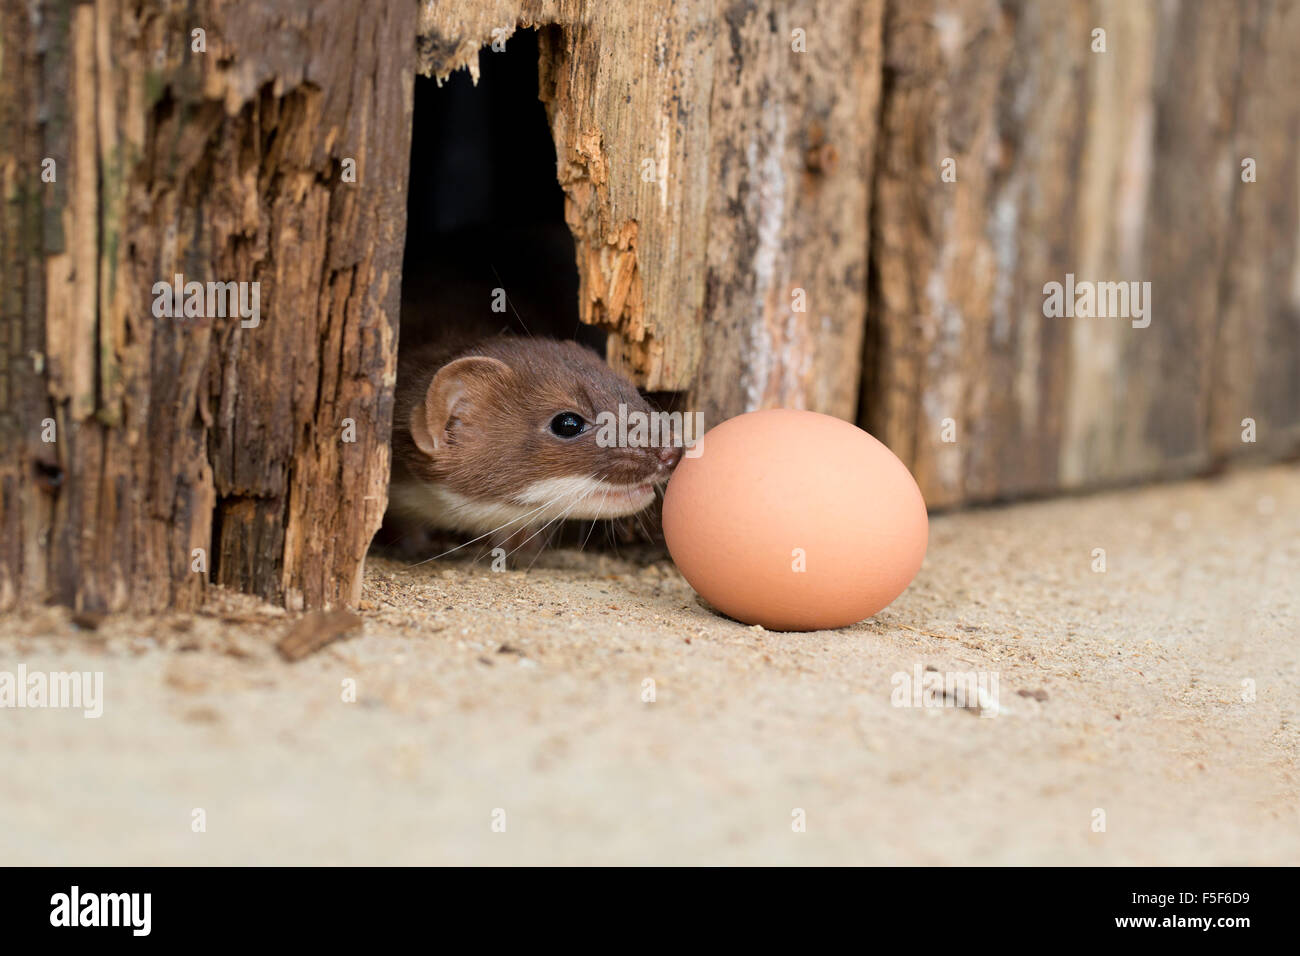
[277,609,363,662]
[2,0,415,611]
[5,0,1297,614]
[419,1,882,425]
[865,0,1300,507]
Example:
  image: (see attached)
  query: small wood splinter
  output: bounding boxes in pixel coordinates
[277,610,364,662]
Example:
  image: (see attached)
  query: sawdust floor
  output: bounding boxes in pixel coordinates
[2,465,1297,865]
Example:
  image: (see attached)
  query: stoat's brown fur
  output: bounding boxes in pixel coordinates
[387,336,679,538]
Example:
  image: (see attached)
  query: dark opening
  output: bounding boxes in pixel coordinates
[400,29,601,351]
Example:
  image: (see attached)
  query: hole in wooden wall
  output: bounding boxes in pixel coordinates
[383,28,673,559]
[399,28,599,350]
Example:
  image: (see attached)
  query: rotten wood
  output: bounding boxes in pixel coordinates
[864,0,1300,507]
[1,1,416,613]
[5,0,1298,618]
[418,1,882,425]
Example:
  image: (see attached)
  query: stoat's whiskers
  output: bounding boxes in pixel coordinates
[578,486,608,554]
[527,470,608,567]
[400,487,574,569]
[401,464,656,570]
[508,470,602,561]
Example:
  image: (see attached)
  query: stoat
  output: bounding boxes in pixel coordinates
[386,336,680,551]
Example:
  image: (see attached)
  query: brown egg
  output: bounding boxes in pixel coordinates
[662,409,928,631]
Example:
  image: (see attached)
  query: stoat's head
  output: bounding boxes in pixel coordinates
[402,337,680,533]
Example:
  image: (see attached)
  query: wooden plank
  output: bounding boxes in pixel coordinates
[1208,0,1300,465]
[865,0,1087,507]
[2,0,416,612]
[693,0,882,424]
[865,0,1300,507]
[419,0,881,424]
[0,0,49,610]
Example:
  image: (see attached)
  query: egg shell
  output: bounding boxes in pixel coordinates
[662,408,928,631]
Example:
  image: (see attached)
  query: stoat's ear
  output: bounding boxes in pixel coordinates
[409,356,513,457]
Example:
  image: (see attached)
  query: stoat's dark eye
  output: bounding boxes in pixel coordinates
[549,412,586,438]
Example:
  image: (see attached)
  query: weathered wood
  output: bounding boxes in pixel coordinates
[1,0,416,612]
[865,0,1300,507]
[418,0,881,425]
[0,0,51,610]
[277,609,363,662]
[693,0,881,424]
[1207,0,1300,466]
[6,0,1298,615]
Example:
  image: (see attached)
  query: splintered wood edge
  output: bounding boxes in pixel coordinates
[276,609,364,662]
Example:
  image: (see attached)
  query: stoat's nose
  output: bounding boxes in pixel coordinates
[656,444,682,470]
